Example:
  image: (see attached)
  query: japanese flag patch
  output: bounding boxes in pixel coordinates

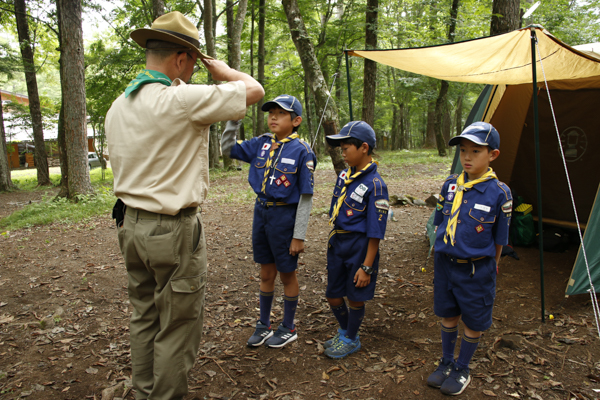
[449,183,457,193]
[262,143,271,151]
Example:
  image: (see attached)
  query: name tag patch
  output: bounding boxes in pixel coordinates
[474,203,491,213]
[350,192,363,203]
[355,184,368,197]
[281,157,295,165]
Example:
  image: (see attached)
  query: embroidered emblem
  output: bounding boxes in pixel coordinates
[283,180,291,188]
[276,179,282,186]
[447,192,454,201]
[449,184,457,193]
[502,200,513,213]
[375,199,390,210]
[306,160,315,171]
[436,203,443,211]
[438,194,444,202]
[262,143,271,151]
[280,175,287,182]
[339,170,347,180]
[346,209,354,217]
[261,150,266,157]
[476,224,484,233]
[355,184,368,197]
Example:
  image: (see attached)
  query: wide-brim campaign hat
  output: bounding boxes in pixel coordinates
[326,121,376,149]
[448,121,500,150]
[130,11,212,60]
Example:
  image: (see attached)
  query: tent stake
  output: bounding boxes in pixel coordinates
[530,27,546,323]
[344,50,353,121]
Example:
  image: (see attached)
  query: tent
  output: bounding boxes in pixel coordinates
[346,26,600,308]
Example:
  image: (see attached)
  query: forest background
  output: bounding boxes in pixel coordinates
[0,0,599,197]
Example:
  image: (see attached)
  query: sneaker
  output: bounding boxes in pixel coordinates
[426,357,454,388]
[324,335,361,359]
[324,328,346,349]
[265,323,298,348]
[440,366,471,395]
[247,321,273,347]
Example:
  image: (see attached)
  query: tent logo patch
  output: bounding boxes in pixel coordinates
[560,126,587,162]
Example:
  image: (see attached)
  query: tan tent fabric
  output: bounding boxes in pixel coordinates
[349,27,600,85]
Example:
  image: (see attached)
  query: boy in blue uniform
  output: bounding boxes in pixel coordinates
[323,121,389,359]
[427,122,512,395]
[220,95,317,348]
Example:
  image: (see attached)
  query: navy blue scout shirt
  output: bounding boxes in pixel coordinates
[329,163,389,239]
[230,134,316,203]
[434,174,512,259]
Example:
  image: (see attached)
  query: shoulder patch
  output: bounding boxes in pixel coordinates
[502,200,513,213]
[375,199,389,211]
[438,194,444,203]
[339,169,349,180]
[306,160,315,172]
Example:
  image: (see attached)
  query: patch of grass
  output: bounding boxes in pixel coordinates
[11,173,61,191]
[376,149,451,166]
[1,168,116,232]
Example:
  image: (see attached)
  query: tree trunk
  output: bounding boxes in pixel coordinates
[0,102,15,191]
[491,0,521,35]
[391,103,399,150]
[14,0,50,186]
[455,92,464,135]
[224,0,248,170]
[424,101,436,148]
[58,0,93,198]
[152,0,165,20]
[204,0,220,169]
[303,80,315,153]
[361,0,378,128]
[433,0,460,157]
[256,0,266,137]
[281,0,345,175]
[249,0,255,140]
[400,104,408,150]
[56,2,68,198]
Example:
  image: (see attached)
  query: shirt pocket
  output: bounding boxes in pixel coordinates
[344,198,367,213]
[463,208,495,248]
[442,201,453,216]
[267,165,298,198]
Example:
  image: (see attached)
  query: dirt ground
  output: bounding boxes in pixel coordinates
[0,162,599,400]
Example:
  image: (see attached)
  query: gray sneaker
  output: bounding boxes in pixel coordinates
[265,323,297,348]
[247,321,273,347]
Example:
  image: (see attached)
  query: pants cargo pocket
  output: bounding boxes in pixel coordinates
[170,273,206,322]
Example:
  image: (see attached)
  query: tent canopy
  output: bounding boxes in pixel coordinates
[349,27,600,86]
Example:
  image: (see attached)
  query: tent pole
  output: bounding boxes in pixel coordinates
[530,28,546,323]
[344,50,354,121]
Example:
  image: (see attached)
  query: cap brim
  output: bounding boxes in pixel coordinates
[261,100,294,112]
[325,133,351,147]
[130,29,213,60]
[448,134,488,147]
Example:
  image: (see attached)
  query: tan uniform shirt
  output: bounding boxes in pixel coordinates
[106,78,247,215]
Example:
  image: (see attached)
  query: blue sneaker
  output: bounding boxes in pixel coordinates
[265,323,297,348]
[440,366,471,395]
[427,357,454,388]
[247,321,273,347]
[324,335,361,359]
[324,328,346,349]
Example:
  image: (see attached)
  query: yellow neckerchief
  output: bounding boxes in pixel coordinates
[444,168,497,245]
[329,161,374,226]
[261,133,299,194]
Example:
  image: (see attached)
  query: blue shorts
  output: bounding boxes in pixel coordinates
[433,252,497,332]
[252,200,298,273]
[326,231,379,302]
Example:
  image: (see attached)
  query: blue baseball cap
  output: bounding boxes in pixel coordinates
[448,122,500,150]
[326,121,376,150]
[261,94,302,117]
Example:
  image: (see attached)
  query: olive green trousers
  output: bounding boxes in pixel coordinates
[118,206,206,400]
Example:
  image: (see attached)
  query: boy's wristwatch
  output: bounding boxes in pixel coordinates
[360,264,374,275]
